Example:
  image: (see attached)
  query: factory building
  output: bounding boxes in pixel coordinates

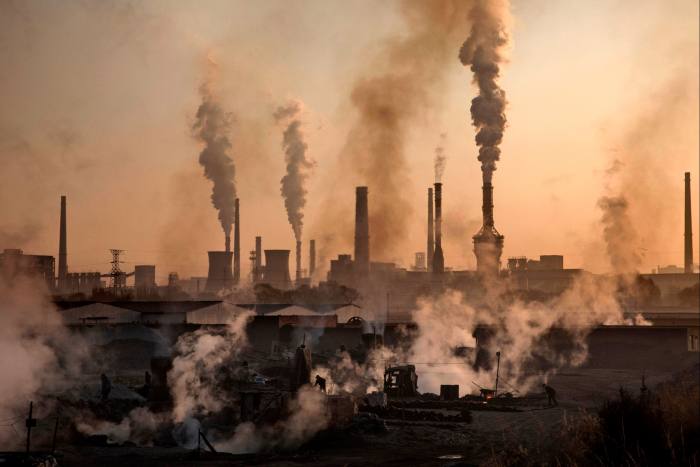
[0,248,56,290]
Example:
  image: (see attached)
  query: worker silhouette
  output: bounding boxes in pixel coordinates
[100,373,112,401]
[314,375,327,393]
[542,383,557,406]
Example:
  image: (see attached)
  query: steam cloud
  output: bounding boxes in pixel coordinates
[274,101,312,241]
[434,133,447,183]
[193,77,237,243]
[459,0,510,184]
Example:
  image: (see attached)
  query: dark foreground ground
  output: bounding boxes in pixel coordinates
[46,362,698,467]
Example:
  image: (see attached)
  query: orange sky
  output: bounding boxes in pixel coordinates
[0,0,697,282]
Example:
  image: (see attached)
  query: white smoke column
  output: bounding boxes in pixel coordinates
[459,0,511,185]
[274,100,312,242]
[433,133,447,183]
[75,407,170,446]
[0,273,88,448]
[216,385,329,453]
[168,310,253,423]
[192,65,237,247]
[598,196,642,273]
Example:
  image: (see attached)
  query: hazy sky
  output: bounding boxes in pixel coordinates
[0,0,697,282]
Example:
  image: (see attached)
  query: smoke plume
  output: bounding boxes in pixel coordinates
[316,0,474,262]
[459,0,510,185]
[598,195,642,274]
[434,133,447,183]
[274,101,312,241]
[193,75,237,243]
[168,310,253,423]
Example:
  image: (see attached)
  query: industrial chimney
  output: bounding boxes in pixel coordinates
[309,239,316,279]
[233,198,240,284]
[472,180,504,275]
[205,251,234,293]
[254,236,262,282]
[427,187,434,272]
[684,172,693,273]
[58,195,68,291]
[295,240,302,284]
[354,186,370,275]
[432,183,444,273]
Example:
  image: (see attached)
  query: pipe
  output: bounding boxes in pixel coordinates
[295,240,302,283]
[432,183,444,273]
[233,198,240,283]
[354,186,370,274]
[685,172,693,273]
[427,187,434,272]
[58,195,67,290]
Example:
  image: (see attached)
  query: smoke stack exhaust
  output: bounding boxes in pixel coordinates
[309,239,316,278]
[684,172,693,273]
[354,186,370,275]
[233,198,240,283]
[254,236,262,282]
[427,187,434,272]
[432,183,444,273]
[295,240,302,283]
[58,195,67,290]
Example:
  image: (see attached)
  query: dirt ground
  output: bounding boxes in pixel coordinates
[48,363,699,467]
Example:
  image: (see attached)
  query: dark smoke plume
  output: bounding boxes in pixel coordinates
[192,80,237,241]
[459,0,510,184]
[274,101,311,241]
[434,133,447,183]
[323,0,473,261]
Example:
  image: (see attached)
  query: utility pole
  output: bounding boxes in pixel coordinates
[25,401,36,454]
[494,351,501,397]
[51,406,60,454]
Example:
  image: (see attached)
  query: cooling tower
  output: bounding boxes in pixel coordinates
[263,249,291,289]
[473,181,504,275]
[354,186,370,275]
[205,251,234,292]
[233,198,240,284]
[432,183,444,273]
[134,265,156,290]
[58,195,67,290]
[685,172,693,273]
[427,187,434,272]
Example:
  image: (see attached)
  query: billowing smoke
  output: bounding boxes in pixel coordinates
[598,195,642,273]
[316,0,474,262]
[0,271,88,448]
[434,133,447,183]
[459,0,510,185]
[192,74,237,248]
[274,101,312,241]
[168,310,253,423]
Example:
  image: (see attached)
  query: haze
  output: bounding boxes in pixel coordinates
[0,0,697,282]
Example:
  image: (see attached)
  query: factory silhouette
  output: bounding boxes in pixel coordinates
[1,170,697,322]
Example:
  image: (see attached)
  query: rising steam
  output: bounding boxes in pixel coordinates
[459,0,510,184]
[192,77,237,243]
[434,133,447,183]
[274,101,312,241]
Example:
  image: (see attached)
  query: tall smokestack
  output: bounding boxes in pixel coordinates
[684,172,693,273]
[254,236,262,282]
[427,187,434,272]
[309,239,316,278]
[58,195,67,290]
[295,240,302,283]
[354,186,370,275]
[432,183,444,273]
[473,181,504,275]
[233,198,240,284]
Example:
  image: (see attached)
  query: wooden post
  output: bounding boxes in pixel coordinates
[52,407,60,453]
[25,401,36,454]
[494,351,501,397]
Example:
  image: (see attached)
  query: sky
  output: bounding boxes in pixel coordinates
[0,0,697,283]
